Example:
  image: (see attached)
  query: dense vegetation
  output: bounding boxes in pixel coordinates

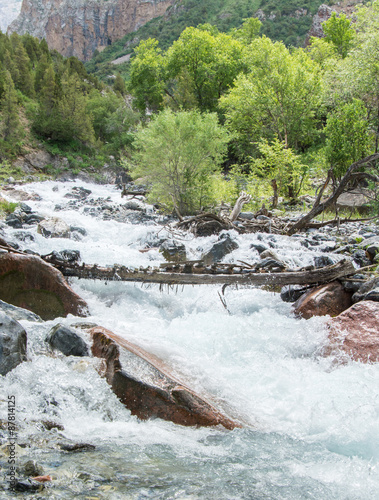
[0,31,138,177]
[1,1,379,216]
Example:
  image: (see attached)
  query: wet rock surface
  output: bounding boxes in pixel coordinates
[293,281,353,319]
[46,324,89,357]
[0,253,89,320]
[352,277,379,303]
[90,326,240,429]
[0,311,27,375]
[202,233,239,265]
[325,301,379,363]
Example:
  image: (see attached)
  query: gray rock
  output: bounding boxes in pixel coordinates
[160,240,187,263]
[314,255,335,268]
[5,214,22,228]
[255,257,286,271]
[0,300,42,323]
[352,249,371,268]
[22,460,44,477]
[46,324,89,357]
[280,285,308,303]
[202,234,239,265]
[64,186,92,200]
[250,242,268,254]
[38,217,71,238]
[342,274,366,294]
[0,312,27,376]
[366,244,379,261]
[352,277,379,303]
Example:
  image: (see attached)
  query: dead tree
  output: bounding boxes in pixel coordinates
[287,154,379,235]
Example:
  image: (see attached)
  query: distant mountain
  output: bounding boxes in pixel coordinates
[0,0,22,32]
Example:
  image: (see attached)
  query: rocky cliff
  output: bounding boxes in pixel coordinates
[8,0,175,61]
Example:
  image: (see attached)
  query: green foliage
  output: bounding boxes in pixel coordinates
[0,199,18,215]
[131,108,229,214]
[251,138,308,203]
[0,70,23,150]
[322,12,355,59]
[324,99,372,178]
[220,37,322,158]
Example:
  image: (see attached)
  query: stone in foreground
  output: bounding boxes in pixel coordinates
[325,301,379,363]
[293,281,352,319]
[90,326,240,429]
[0,253,88,320]
[0,312,27,375]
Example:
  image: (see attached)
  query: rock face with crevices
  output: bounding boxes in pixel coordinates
[8,0,175,61]
[90,326,240,429]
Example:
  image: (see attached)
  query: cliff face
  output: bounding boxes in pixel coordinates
[8,0,175,61]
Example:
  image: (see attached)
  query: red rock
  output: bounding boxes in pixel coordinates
[90,326,240,430]
[293,281,352,319]
[0,253,88,320]
[325,301,379,363]
[32,476,52,483]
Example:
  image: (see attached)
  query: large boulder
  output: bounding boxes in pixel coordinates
[0,300,42,323]
[0,312,27,375]
[325,301,379,363]
[90,326,240,429]
[46,324,89,357]
[0,253,89,320]
[293,281,353,319]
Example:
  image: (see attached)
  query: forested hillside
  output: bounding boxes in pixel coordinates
[1,1,379,216]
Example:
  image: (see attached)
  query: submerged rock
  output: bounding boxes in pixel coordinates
[0,312,27,376]
[46,324,89,357]
[293,281,353,319]
[0,253,89,320]
[280,285,308,303]
[325,301,379,363]
[90,326,240,429]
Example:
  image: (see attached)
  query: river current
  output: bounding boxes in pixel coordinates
[1,180,379,499]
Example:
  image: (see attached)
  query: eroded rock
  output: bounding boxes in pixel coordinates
[90,326,240,429]
[293,281,353,319]
[0,253,89,320]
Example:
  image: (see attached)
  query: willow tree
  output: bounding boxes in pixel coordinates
[131,109,229,215]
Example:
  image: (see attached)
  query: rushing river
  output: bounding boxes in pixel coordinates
[1,180,379,499]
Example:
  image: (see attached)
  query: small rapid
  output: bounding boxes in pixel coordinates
[0,180,378,499]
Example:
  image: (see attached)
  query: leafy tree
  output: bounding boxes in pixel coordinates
[322,12,355,58]
[113,73,126,95]
[324,98,372,179]
[0,70,23,146]
[129,38,166,113]
[166,26,246,112]
[252,138,308,206]
[131,109,229,214]
[220,37,322,158]
[230,17,262,44]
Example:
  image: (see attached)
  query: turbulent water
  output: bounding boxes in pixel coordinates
[1,180,379,499]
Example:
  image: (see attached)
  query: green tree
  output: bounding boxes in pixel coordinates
[220,37,322,158]
[324,99,372,178]
[129,38,166,113]
[131,109,229,214]
[166,26,246,112]
[252,138,308,206]
[0,70,22,146]
[230,17,262,44]
[113,73,126,96]
[322,12,355,58]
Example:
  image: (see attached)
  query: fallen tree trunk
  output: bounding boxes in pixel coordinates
[51,259,355,287]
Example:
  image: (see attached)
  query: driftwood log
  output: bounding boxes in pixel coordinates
[49,258,355,287]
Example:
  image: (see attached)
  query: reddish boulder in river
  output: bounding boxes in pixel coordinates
[325,301,379,363]
[0,253,89,320]
[90,326,240,429]
[293,281,352,319]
